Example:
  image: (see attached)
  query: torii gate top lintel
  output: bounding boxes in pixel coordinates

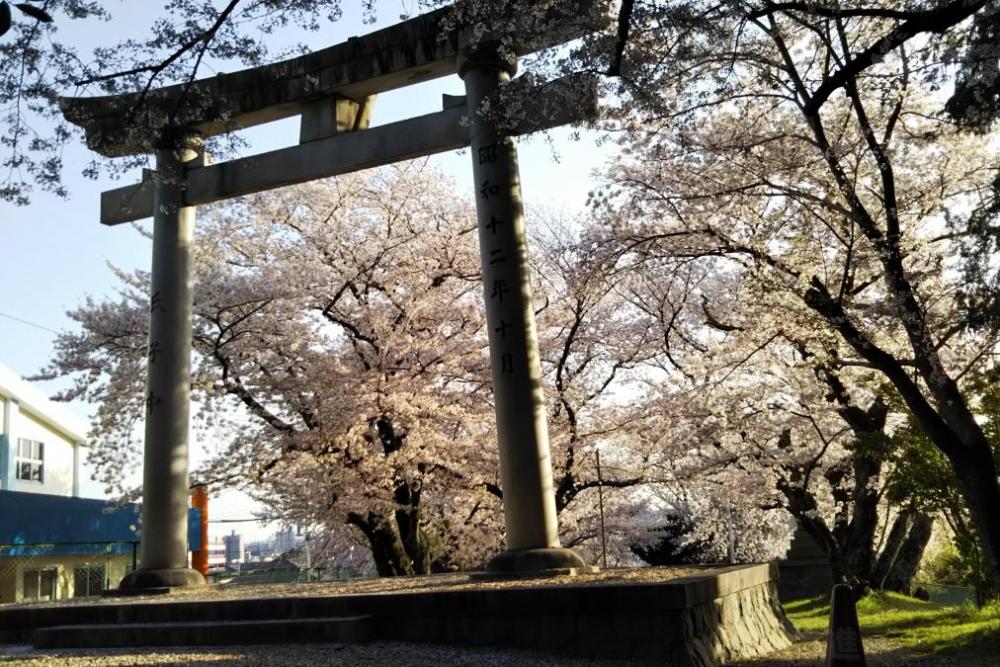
[59,1,603,158]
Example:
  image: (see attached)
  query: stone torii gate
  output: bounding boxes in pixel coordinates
[60,3,601,589]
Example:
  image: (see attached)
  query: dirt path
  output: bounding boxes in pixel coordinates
[4,632,999,666]
[730,634,1000,667]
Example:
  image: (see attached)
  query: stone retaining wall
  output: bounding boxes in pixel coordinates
[682,577,797,665]
[372,563,796,664]
[0,563,796,665]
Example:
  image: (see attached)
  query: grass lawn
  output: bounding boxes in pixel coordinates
[784,591,1000,656]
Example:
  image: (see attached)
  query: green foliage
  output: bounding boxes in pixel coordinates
[786,591,1000,655]
[918,539,995,605]
[884,419,957,512]
[922,541,974,587]
[952,529,998,605]
[882,385,1000,603]
[976,382,1000,447]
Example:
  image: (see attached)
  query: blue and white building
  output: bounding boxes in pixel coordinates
[0,362,90,498]
[0,363,202,604]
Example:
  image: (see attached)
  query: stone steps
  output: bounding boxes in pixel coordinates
[32,615,374,649]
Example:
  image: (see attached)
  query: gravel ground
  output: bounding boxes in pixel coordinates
[0,641,639,666]
[4,635,999,666]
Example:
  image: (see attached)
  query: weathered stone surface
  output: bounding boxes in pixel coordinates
[118,568,206,591]
[59,1,605,156]
[483,547,591,574]
[120,135,207,593]
[98,73,597,226]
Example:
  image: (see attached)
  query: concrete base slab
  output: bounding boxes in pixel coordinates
[469,566,600,581]
[485,547,590,573]
[119,567,207,591]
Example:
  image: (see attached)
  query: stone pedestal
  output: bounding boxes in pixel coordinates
[459,44,588,574]
[120,133,205,591]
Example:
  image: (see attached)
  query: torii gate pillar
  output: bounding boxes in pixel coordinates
[120,132,206,590]
[460,44,589,574]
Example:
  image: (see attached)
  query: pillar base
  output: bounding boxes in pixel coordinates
[119,567,206,591]
[482,547,596,578]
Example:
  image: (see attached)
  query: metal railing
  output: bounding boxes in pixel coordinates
[912,580,975,606]
[208,562,367,585]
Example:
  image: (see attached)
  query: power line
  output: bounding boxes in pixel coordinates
[0,310,59,334]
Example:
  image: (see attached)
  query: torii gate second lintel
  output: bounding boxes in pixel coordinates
[60,2,603,589]
[96,74,596,227]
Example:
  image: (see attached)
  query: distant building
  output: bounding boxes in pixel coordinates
[205,536,228,570]
[0,363,121,604]
[223,531,244,567]
[273,527,300,555]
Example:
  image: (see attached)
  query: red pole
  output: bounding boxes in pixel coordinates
[191,485,209,576]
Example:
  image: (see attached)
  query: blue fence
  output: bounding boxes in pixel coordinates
[0,489,201,556]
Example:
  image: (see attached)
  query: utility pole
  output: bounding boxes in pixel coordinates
[596,448,608,570]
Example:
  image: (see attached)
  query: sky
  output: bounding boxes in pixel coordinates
[0,2,612,540]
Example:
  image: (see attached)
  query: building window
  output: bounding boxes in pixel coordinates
[22,568,57,602]
[73,565,107,598]
[15,438,44,483]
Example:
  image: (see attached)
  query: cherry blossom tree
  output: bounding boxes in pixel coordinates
[595,2,1000,586]
[42,163,658,574]
[45,164,504,574]
[602,248,955,588]
[15,0,1000,586]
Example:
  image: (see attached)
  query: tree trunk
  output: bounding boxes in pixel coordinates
[949,443,1000,591]
[394,481,432,575]
[883,513,933,594]
[829,531,876,591]
[779,458,877,591]
[872,510,914,589]
[347,511,415,576]
[801,272,1000,592]
[353,417,435,577]
[838,454,882,591]
[822,379,886,592]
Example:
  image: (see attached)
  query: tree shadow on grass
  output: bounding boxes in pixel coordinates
[782,591,1000,662]
[732,636,998,666]
[782,595,828,616]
